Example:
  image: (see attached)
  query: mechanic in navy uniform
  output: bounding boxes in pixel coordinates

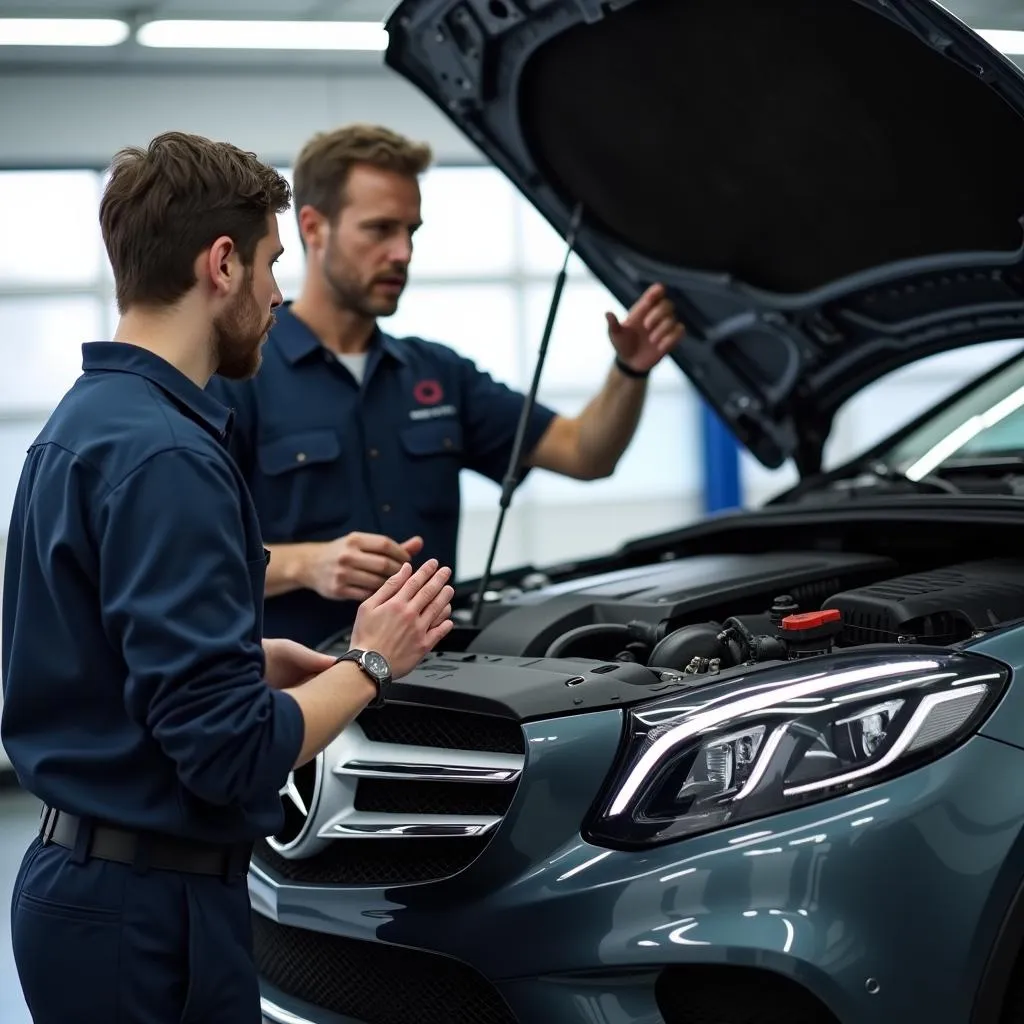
[206,123,685,650]
[0,131,455,1024]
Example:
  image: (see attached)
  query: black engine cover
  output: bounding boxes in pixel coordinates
[823,559,1024,645]
[468,550,895,657]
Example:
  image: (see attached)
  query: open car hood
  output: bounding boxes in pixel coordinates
[384,0,1024,474]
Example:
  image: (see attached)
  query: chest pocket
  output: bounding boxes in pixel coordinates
[255,429,347,539]
[399,419,464,516]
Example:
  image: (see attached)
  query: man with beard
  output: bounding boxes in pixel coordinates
[1,130,455,1024]
[208,123,685,649]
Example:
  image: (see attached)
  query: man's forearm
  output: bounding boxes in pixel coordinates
[281,660,378,767]
[264,542,312,598]
[575,361,648,477]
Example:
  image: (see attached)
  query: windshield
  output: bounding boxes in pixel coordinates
[885,350,1024,479]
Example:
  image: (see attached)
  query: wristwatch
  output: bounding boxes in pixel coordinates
[336,648,392,707]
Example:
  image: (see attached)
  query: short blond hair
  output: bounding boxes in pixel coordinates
[293,123,433,223]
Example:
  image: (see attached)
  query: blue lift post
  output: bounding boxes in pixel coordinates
[700,402,743,513]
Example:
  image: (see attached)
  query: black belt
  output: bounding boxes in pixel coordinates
[39,807,254,879]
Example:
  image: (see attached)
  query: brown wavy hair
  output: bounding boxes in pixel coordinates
[100,130,291,312]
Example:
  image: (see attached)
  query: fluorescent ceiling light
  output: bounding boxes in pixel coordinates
[0,18,129,46]
[976,29,1024,55]
[136,20,388,51]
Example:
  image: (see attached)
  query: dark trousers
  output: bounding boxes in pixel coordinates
[10,833,261,1023]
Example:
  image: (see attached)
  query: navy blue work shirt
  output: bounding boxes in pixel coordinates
[207,302,557,648]
[0,342,305,844]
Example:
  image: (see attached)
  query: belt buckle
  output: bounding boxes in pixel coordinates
[39,806,58,846]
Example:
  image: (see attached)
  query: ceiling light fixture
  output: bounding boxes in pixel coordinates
[0,18,129,46]
[976,29,1024,55]
[136,20,388,51]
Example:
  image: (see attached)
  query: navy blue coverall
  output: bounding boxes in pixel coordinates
[1,342,305,1023]
[207,301,558,648]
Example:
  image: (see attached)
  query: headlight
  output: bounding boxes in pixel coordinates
[586,650,1008,848]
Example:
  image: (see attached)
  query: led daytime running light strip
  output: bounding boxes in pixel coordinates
[607,660,940,817]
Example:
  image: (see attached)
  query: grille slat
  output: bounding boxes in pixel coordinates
[357,704,525,754]
[354,778,514,817]
[255,704,525,886]
[254,913,518,1024]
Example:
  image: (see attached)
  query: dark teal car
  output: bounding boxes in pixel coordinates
[252,0,1024,1021]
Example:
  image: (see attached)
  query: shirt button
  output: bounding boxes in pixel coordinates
[368,447,379,458]
[381,503,391,513]
[443,437,453,450]
[296,452,307,463]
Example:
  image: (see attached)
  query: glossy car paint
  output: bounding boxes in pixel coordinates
[970,625,1024,750]
[255,639,1024,1024]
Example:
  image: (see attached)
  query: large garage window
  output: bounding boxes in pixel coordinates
[0,171,104,286]
[0,296,104,411]
[0,163,698,578]
[0,169,115,583]
[411,166,519,277]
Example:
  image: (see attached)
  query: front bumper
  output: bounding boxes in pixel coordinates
[252,710,1024,1024]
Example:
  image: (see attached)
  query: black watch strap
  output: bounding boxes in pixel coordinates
[335,649,387,707]
[614,355,650,380]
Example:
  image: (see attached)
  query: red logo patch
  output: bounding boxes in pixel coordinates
[413,379,444,406]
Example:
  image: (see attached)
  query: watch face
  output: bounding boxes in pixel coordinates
[362,651,390,681]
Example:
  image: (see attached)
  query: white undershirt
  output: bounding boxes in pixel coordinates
[335,351,368,385]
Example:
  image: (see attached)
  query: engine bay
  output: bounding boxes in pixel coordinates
[315,542,1024,722]
[457,550,1024,681]
[319,506,1024,720]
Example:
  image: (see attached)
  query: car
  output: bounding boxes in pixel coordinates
[252,1,1024,1022]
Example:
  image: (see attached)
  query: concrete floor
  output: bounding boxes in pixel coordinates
[0,785,40,1024]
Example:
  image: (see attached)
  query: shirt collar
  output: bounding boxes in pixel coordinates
[270,301,409,367]
[81,341,234,441]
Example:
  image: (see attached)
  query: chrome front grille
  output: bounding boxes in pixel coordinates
[252,703,525,886]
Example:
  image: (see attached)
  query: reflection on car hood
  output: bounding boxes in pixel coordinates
[384,0,1024,475]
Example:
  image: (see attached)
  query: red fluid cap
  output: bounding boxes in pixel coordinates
[780,609,842,631]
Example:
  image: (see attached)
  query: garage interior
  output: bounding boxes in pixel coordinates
[4,0,1024,1021]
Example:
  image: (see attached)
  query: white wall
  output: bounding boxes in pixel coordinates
[0,70,479,168]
